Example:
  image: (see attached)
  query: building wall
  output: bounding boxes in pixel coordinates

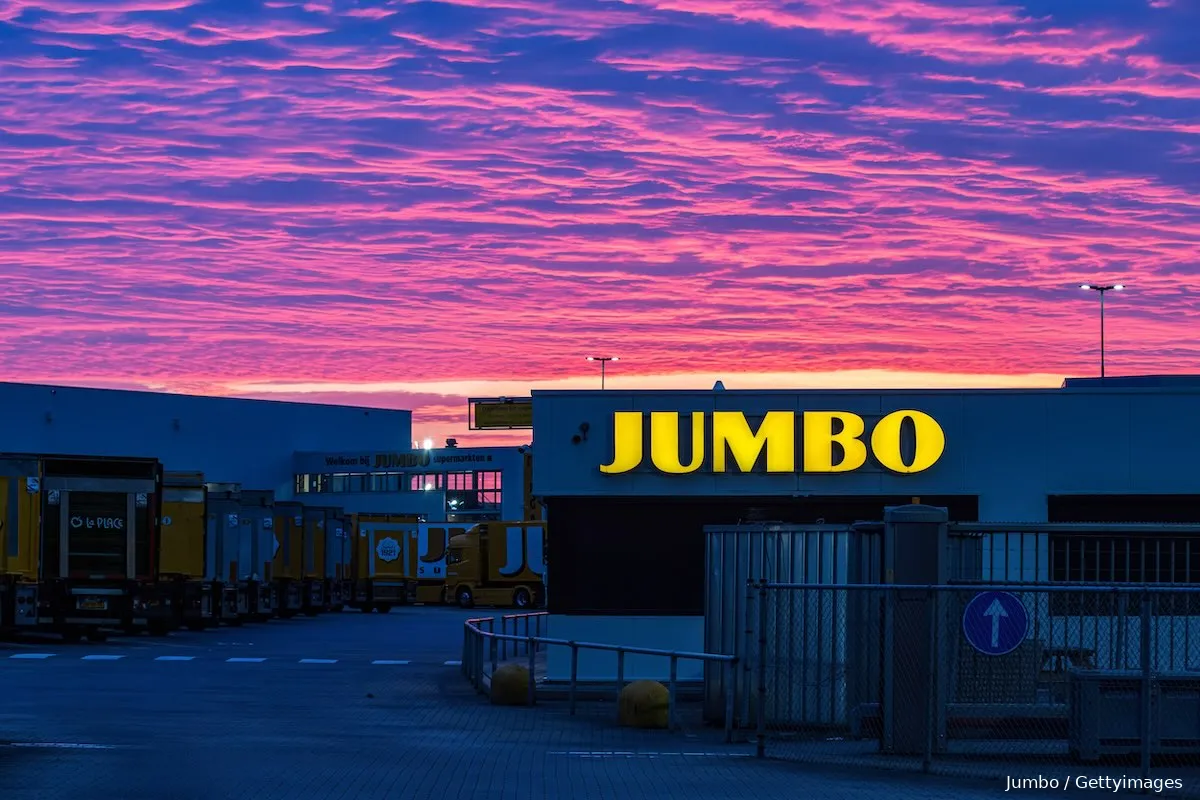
[0,382,412,499]
[531,384,1200,680]
[292,446,526,522]
[531,386,1200,516]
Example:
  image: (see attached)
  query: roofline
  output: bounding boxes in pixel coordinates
[532,386,1200,397]
[0,380,413,415]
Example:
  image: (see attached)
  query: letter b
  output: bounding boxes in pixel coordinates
[803,411,867,472]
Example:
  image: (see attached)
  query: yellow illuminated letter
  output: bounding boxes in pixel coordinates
[599,412,644,474]
[712,411,795,473]
[870,410,945,474]
[802,411,868,473]
[650,412,705,473]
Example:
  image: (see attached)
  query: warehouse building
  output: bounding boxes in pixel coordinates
[529,376,1200,681]
[0,382,527,521]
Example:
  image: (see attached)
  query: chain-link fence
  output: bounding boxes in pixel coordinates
[749,582,1200,796]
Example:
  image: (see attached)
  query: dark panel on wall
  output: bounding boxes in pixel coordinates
[1048,494,1200,524]
[547,494,979,616]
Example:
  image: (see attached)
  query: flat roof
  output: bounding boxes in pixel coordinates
[533,375,1200,398]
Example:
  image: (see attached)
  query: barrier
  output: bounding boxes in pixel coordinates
[460,610,739,742]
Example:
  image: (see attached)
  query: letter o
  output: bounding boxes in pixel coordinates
[870,410,945,474]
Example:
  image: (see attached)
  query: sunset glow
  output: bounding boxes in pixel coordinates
[1,0,1197,445]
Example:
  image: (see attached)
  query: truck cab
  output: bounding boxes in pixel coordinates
[445,521,546,609]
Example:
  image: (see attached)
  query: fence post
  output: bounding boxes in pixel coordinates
[501,617,508,662]
[616,650,626,723]
[756,580,767,758]
[462,624,469,682]
[1140,589,1153,783]
[743,578,754,729]
[723,658,736,743]
[668,655,678,732]
[924,587,937,772]
[569,643,579,716]
[527,635,537,706]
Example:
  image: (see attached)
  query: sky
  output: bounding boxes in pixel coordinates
[1,0,1198,447]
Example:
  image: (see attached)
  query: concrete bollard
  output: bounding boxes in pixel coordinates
[618,680,669,729]
[490,663,532,706]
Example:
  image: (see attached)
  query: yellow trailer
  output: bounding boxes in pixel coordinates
[350,513,418,613]
[445,521,546,609]
[0,456,40,632]
[272,501,305,617]
[157,471,213,631]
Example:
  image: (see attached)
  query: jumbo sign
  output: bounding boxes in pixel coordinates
[600,410,945,475]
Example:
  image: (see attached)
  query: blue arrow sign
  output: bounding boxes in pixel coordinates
[962,591,1029,656]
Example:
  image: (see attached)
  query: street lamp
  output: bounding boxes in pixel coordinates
[1079,283,1125,378]
[585,356,619,389]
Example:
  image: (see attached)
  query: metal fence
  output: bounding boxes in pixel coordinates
[748,582,1200,795]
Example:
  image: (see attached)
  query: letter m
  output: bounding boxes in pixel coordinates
[712,411,795,473]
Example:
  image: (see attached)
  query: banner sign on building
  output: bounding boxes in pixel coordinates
[600,409,945,476]
[469,397,533,430]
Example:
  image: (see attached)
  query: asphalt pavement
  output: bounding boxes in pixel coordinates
[0,607,1060,799]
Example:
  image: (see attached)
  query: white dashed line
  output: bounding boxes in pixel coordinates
[225,657,266,663]
[372,660,411,665]
[444,660,462,666]
[155,656,195,661]
[81,655,124,661]
[549,751,753,759]
[8,653,56,660]
[298,658,337,664]
[5,742,119,750]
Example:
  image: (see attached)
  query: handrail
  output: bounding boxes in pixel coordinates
[460,611,738,742]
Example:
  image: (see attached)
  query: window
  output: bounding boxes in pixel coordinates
[1048,535,1200,616]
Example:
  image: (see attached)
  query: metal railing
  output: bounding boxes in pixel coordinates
[461,610,739,742]
[747,581,1200,794]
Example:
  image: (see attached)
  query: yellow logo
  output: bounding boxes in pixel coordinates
[599,410,944,475]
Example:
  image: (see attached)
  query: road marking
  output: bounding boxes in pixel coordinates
[81,655,124,661]
[549,751,753,759]
[372,660,411,665]
[8,653,55,660]
[155,656,195,661]
[298,658,337,664]
[444,660,462,666]
[5,742,118,750]
[225,657,266,663]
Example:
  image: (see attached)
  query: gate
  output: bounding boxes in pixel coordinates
[702,522,883,725]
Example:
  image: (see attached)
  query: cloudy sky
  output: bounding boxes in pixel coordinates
[1,0,1197,445]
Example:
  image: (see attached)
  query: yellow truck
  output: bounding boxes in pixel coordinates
[415,522,468,604]
[349,513,419,613]
[157,471,213,631]
[445,521,546,609]
[272,500,305,617]
[0,456,40,633]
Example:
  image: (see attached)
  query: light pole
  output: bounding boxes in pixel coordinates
[1079,283,1124,378]
[585,356,618,389]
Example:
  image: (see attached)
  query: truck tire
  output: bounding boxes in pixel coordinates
[375,604,392,614]
[456,587,474,609]
[512,588,532,609]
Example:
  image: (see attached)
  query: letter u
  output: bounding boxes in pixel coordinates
[649,412,704,473]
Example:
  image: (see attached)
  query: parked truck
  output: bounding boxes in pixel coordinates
[415,523,467,604]
[325,507,350,613]
[157,471,212,631]
[445,521,546,609]
[33,454,164,641]
[205,483,247,625]
[0,456,40,634]
[350,513,419,613]
[272,500,304,617]
[238,490,276,620]
[301,506,332,615]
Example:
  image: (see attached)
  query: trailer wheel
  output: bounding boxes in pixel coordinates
[61,628,83,643]
[359,605,373,613]
[375,604,392,614]
[512,588,532,609]
[456,587,474,609]
[85,630,108,643]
